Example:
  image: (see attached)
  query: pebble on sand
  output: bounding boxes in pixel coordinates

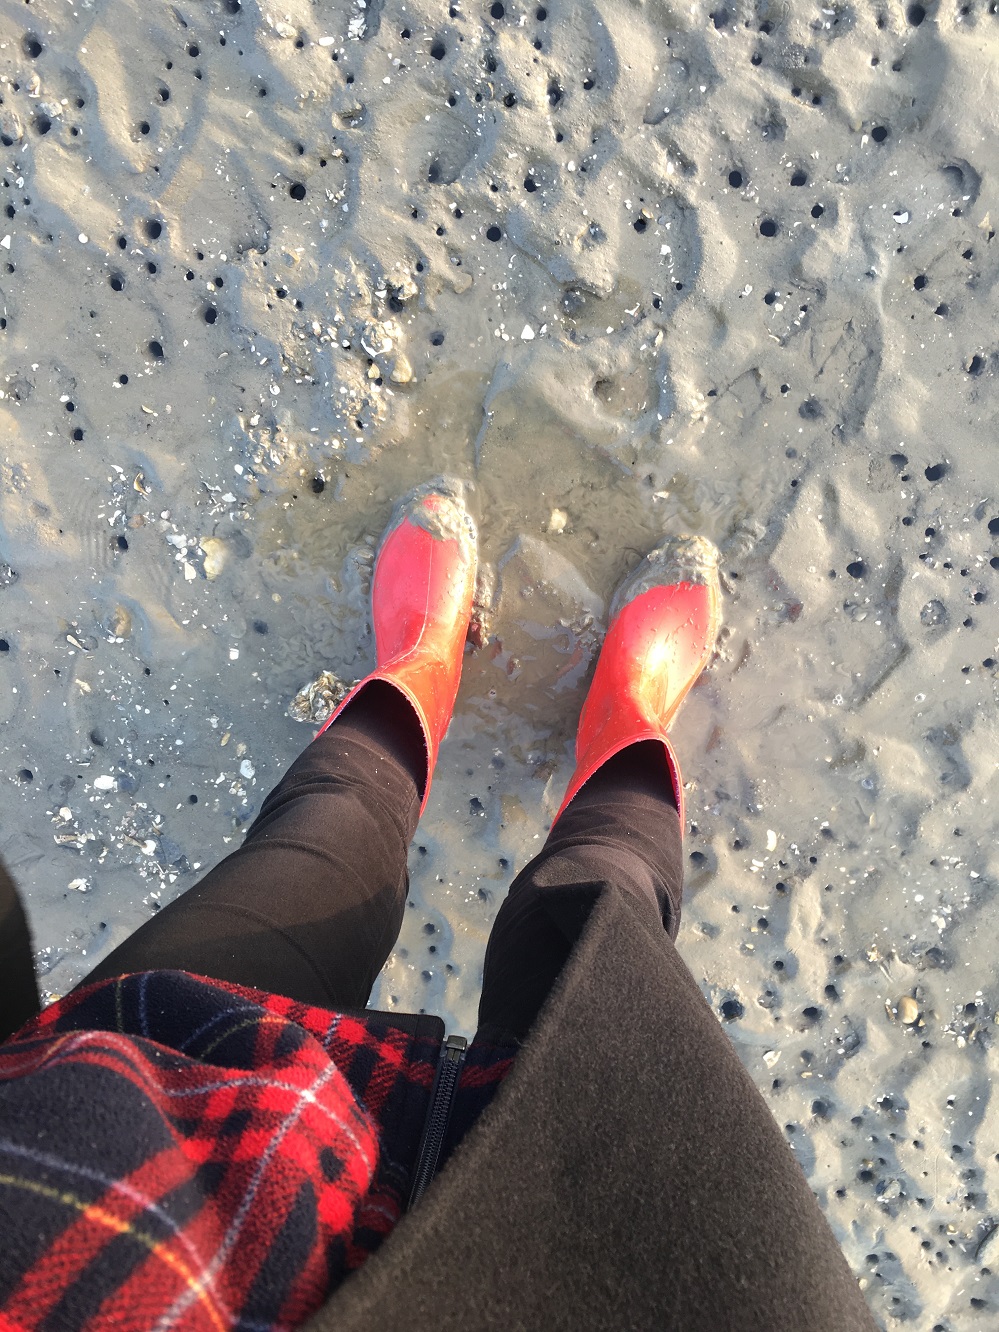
[896,995,920,1025]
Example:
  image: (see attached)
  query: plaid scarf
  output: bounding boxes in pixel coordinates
[0,971,514,1331]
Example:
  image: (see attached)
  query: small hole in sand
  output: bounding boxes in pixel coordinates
[72,428,84,442]
[144,218,162,241]
[871,125,889,142]
[430,331,445,346]
[290,182,307,200]
[907,3,926,25]
[811,203,825,218]
[914,274,928,290]
[119,374,128,385]
[64,401,75,413]
[148,339,164,359]
[759,218,778,237]
[486,224,502,241]
[925,462,948,480]
[204,306,218,324]
[109,273,125,291]
[431,41,446,60]
[790,169,807,186]
[967,355,984,375]
[728,169,743,187]
[491,1,505,16]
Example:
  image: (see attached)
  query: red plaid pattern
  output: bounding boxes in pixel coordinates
[0,971,514,1331]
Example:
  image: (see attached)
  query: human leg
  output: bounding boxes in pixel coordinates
[477,741,682,1042]
[82,478,478,1008]
[82,683,424,1008]
[479,535,718,1042]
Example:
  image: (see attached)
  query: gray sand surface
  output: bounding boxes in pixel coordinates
[1,0,998,1324]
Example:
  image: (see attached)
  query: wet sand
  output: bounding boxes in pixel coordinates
[1,0,998,1325]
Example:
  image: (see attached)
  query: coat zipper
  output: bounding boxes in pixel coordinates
[407,1032,467,1209]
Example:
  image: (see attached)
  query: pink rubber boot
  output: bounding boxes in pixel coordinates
[317,478,477,812]
[555,535,722,829]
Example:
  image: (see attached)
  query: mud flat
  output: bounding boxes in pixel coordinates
[1,2,998,1325]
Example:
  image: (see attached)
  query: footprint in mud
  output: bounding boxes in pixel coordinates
[408,106,478,188]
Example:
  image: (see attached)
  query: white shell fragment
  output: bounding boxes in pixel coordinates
[289,671,355,724]
[389,354,413,383]
[201,537,227,580]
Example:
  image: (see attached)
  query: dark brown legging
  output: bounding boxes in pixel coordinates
[81,683,683,1046]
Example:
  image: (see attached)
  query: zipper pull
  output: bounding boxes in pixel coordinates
[408,1033,467,1210]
